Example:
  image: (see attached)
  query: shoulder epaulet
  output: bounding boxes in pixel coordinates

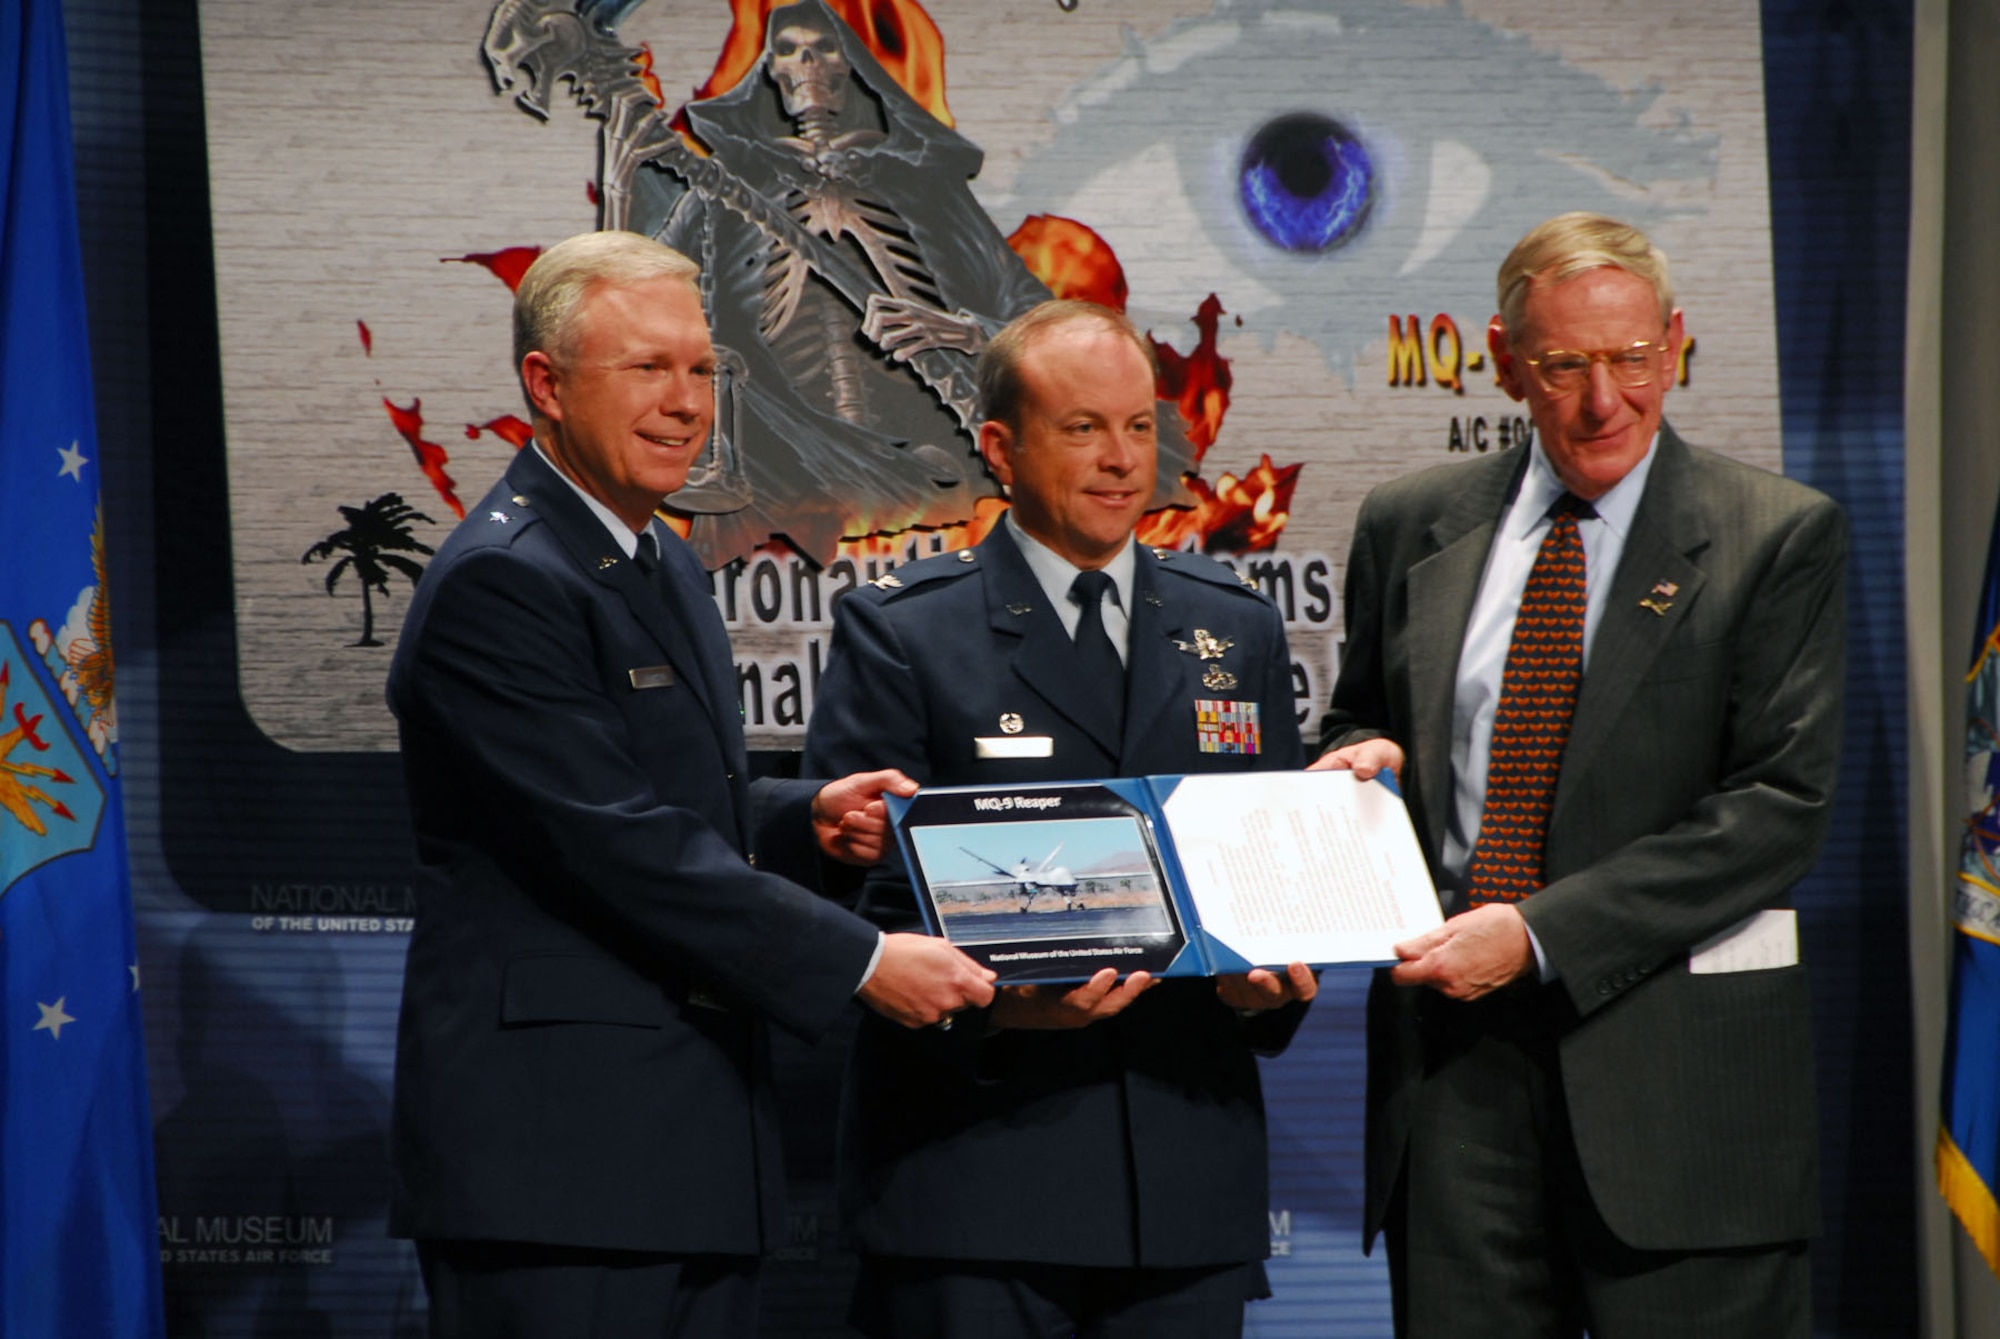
[859,546,979,599]
[460,492,543,551]
[1147,546,1269,600]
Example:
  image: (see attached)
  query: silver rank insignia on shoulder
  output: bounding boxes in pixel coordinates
[1202,664,1239,691]
[871,572,904,589]
[998,712,1024,734]
[1174,629,1235,660]
[1152,547,1173,560]
[1237,573,1258,589]
[489,510,511,524]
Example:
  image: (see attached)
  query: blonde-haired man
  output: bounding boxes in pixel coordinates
[387,231,995,1337]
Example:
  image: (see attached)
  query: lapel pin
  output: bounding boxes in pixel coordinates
[1145,592,1163,607]
[596,555,619,571]
[1638,581,1678,616]
[1007,602,1034,616]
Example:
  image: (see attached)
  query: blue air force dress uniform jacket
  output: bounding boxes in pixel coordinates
[803,522,1307,1270]
[386,446,879,1256]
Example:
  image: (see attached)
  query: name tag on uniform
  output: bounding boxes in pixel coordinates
[628,665,675,690]
[975,735,1054,759]
[1195,699,1261,754]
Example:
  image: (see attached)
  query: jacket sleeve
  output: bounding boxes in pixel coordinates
[395,543,878,1042]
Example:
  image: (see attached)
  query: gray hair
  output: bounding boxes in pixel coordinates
[513,231,702,386]
[1496,212,1674,341]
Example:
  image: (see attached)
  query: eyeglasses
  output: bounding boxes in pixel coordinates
[1522,340,1664,393]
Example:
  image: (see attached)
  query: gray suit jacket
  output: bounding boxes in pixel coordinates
[1321,427,1846,1252]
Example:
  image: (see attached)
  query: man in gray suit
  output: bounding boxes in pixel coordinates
[1316,213,1845,1338]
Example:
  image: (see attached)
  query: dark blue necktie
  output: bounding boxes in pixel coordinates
[1070,569,1126,738]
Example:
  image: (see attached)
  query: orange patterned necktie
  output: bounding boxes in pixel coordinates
[1466,493,1594,905]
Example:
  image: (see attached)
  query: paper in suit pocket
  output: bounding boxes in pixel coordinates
[1688,908,1797,974]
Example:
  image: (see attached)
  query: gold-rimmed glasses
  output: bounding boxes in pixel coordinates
[1522,340,1665,394]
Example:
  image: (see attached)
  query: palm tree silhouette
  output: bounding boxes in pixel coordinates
[302,492,435,647]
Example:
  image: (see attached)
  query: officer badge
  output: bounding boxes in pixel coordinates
[1174,629,1234,660]
[1202,665,1239,691]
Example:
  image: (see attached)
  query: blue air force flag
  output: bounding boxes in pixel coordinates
[1,0,166,1333]
[1940,494,2000,1277]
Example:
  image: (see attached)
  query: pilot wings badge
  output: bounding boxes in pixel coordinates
[1173,629,1235,661]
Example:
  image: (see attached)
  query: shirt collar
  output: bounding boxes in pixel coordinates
[1510,433,1659,541]
[533,441,648,558]
[1005,512,1136,613]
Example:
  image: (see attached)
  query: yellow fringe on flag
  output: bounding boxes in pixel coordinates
[1939,1127,2000,1276]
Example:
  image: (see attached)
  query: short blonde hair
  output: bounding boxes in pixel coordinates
[513,231,702,376]
[1496,212,1674,342]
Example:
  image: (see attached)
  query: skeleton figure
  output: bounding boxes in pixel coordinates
[650,0,1052,567]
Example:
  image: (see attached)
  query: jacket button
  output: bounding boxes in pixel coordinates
[1597,981,1614,996]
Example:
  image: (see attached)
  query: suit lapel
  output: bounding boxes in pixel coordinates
[506,449,718,720]
[1404,454,1523,849]
[1555,429,1708,815]
[980,525,1125,759]
[1123,551,1182,764]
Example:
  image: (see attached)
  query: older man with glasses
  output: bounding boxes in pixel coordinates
[1313,212,1846,1338]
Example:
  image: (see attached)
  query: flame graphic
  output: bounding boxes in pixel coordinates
[466,415,535,450]
[1137,454,1301,554]
[1151,293,1233,462]
[443,246,543,293]
[1007,214,1129,312]
[384,398,465,520]
[678,0,953,139]
[826,496,1009,561]
[634,42,665,108]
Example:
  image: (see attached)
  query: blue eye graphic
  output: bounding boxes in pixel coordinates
[1238,113,1374,253]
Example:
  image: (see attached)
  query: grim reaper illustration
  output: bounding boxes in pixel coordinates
[647,0,1048,566]
[484,0,1193,568]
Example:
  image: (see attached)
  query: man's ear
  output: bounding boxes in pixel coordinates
[521,351,563,422]
[978,419,1015,488]
[1661,308,1687,385]
[1488,318,1527,404]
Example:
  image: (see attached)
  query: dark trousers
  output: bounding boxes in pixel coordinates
[850,1256,1266,1339]
[416,1240,759,1339]
[1386,985,1809,1339]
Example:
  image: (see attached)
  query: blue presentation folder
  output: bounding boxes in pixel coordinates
[886,772,1423,985]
